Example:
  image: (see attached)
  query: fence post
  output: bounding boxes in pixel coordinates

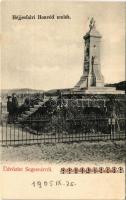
[108,118,111,136]
[88,99,90,107]
[104,100,105,107]
[112,118,116,139]
[0,102,2,115]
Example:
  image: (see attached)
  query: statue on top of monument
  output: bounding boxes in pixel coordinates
[89,17,96,30]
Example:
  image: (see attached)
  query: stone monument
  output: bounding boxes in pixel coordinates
[74,18,124,94]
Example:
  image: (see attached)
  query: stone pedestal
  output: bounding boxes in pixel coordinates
[74,18,125,95]
[73,87,125,94]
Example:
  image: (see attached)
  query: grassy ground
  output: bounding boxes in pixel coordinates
[1,140,125,164]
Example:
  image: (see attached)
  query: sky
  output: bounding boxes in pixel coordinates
[1,1,125,90]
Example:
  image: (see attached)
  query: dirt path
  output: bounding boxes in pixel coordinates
[1,141,125,164]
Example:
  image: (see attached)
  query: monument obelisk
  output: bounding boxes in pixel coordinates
[74,18,124,94]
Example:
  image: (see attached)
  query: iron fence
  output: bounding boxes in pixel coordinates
[0,117,125,146]
[0,96,125,146]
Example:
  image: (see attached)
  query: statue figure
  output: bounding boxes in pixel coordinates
[89,17,96,30]
[91,56,95,66]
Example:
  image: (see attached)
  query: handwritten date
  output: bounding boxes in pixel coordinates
[31,180,76,188]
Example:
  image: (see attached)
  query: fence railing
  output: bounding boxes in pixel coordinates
[0,117,125,146]
[0,96,125,146]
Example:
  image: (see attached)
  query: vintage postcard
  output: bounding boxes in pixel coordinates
[0,1,125,200]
